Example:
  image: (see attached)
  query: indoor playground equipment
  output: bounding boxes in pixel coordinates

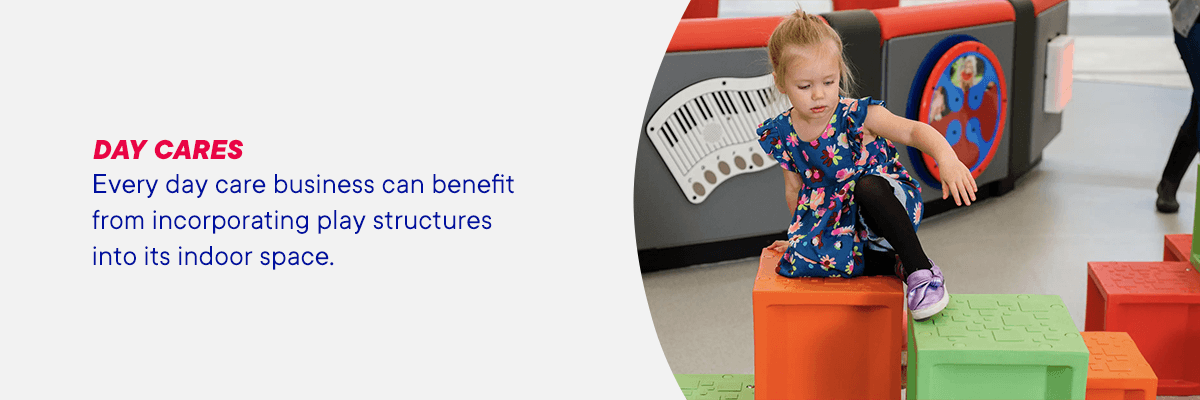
[1082,165,1200,397]
[673,175,1200,398]
[641,0,1198,398]
[634,0,1072,271]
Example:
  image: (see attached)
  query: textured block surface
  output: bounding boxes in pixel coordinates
[1086,261,1200,396]
[675,374,754,400]
[907,294,1089,400]
[1083,331,1157,400]
[1089,262,1200,297]
[753,249,904,400]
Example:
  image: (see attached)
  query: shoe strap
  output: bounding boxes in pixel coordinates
[908,277,943,305]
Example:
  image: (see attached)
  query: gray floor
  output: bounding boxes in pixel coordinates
[643,3,1200,399]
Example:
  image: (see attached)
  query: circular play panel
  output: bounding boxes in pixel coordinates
[909,39,1007,188]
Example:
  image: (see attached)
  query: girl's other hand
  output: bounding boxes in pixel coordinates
[938,159,978,206]
[768,240,789,253]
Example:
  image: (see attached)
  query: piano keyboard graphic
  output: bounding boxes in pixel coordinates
[646,74,791,204]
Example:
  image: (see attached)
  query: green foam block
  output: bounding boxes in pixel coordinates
[907,294,1089,400]
[1193,164,1200,268]
[674,374,755,400]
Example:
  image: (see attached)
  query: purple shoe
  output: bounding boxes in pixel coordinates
[906,262,949,321]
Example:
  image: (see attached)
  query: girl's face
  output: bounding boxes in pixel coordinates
[775,41,841,125]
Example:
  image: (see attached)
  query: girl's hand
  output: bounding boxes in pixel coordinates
[768,240,789,253]
[938,158,978,206]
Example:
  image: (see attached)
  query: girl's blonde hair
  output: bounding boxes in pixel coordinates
[768,9,857,97]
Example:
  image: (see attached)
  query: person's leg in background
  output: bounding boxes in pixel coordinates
[1158,26,1200,213]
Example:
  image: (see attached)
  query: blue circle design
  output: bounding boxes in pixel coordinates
[945,119,962,145]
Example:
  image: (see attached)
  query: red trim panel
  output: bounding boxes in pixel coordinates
[681,0,719,19]
[667,16,784,53]
[873,0,1015,45]
[665,15,832,53]
[833,0,899,11]
[1030,0,1067,16]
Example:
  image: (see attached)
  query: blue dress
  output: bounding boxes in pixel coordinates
[756,96,923,278]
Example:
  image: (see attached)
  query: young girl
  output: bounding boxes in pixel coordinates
[756,10,977,320]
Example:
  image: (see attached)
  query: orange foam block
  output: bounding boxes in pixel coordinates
[753,249,904,400]
[1164,234,1191,262]
[1083,331,1158,400]
[1086,261,1200,396]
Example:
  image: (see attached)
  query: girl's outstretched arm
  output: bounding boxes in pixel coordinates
[861,104,978,206]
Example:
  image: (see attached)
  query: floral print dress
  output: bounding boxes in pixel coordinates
[756,96,922,278]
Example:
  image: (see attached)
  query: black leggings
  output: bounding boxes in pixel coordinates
[854,175,932,278]
[1162,98,1197,186]
[1163,27,1200,186]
